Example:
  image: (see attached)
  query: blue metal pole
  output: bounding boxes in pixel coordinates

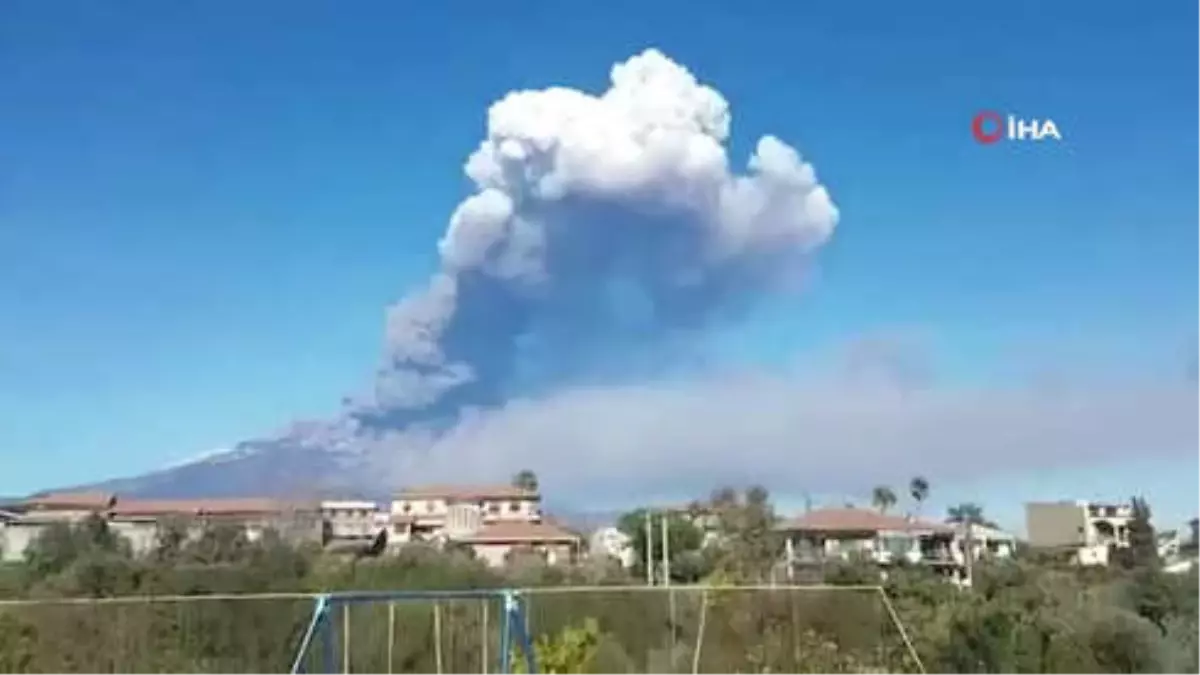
[510,593,538,674]
[290,595,330,674]
[499,592,514,674]
[321,598,339,674]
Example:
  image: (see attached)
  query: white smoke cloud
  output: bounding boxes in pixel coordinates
[367,371,1198,503]
[367,49,838,417]
[298,50,1198,504]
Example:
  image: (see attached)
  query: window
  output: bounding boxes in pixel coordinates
[487,502,500,514]
[508,501,521,513]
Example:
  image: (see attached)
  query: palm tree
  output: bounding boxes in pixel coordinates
[946,502,990,527]
[909,476,930,516]
[511,469,539,492]
[871,486,897,514]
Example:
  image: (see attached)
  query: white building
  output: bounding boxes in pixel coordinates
[589,526,635,567]
[1,486,583,569]
[775,507,1018,586]
[953,523,1017,563]
[320,500,385,542]
[385,485,579,566]
[1025,500,1132,566]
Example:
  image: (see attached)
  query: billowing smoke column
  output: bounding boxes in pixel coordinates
[355,49,839,428]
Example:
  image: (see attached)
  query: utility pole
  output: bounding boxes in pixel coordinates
[661,511,671,586]
[644,510,655,586]
[961,520,974,589]
[661,511,676,649]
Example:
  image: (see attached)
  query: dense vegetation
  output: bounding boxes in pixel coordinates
[0,483,1195,673]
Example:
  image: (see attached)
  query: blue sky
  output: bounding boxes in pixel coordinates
[1,0,1196,530]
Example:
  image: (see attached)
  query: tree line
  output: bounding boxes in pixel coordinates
[0,480,1196,673]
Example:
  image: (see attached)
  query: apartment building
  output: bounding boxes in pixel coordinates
[320,500,387,542]
[391,485,541,526]
[1025,500,1131,566]
[386,484,580,565]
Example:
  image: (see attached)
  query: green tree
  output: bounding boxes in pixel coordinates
[1123,496,1159,571]
[152,516,191,563]
[61,550,139,598]
[512,469,539,492]
[23,522,82,579]
[1111,501,1196,640]
[871,485,897,514]
[909,476,930,516]
[946,502,995,528]
[708,485,781,583]
[616,508,707,583]
[23,513,130,582]
[513,618,602,673]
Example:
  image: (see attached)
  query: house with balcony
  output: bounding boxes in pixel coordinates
[385,484,579,566]
[455,520,583,567]
[320,500,387,544]
[390,484,541,537]
[958,523,1017,561]
[1025,500,1132,566]
[776,507,962,581]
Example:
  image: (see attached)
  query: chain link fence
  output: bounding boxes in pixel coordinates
[0,585,921,673]
[0,594,311,673]
[522,585,919,673]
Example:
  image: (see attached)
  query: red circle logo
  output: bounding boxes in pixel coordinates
[971,111,1005,144]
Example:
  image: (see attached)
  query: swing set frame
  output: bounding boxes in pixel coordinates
[289,589,538,674]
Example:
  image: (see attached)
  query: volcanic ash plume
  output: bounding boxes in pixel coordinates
[356,49,839,426]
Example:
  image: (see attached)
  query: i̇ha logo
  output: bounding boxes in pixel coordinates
[972,110,1062,144]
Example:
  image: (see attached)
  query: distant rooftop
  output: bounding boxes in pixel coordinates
[396,485,539,501]
[13,492,313,517]
[454,520,580,544]
[777,507,953,534]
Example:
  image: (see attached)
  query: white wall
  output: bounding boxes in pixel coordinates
[589,527,634,567]
[1,523,43,562]
[108,520,159,556]
[391,497,540,524]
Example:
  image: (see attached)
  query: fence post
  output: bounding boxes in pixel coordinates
[387,602,396,674]
[481,599,489,674]
[342,602,351,674]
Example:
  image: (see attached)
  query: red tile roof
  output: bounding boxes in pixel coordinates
[109,498,313,517]
[23,492,116,510]
[396,485,539,501]
[456,521,581,544]
[777,508,952,534]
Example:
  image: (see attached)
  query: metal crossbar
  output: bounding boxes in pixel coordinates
[287,589,537,675]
